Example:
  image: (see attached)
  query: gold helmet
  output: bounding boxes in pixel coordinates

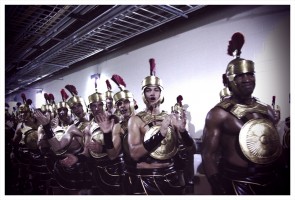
[87,77,106,113]
[56,89,70,110]
[141,58,164,105]
[67,96,85,108]
[171,95,184,114]
[56,101,68,110]
[40,104,47,113]
[88,92,106,105]
[19,104,31,113]
[105,79,113,100]
[19,93,33,113]
[47,104,57,113]
[112,74,137,113]
[42,93,57,117]
[225,32,255,96]
[65,84,86,108]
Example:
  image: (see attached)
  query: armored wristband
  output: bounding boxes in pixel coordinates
[143,131,165,152]
[43,123,54,139]
[103,132,114,149]
[180,130,193,146]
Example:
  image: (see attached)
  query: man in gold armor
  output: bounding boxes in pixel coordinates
[80,81,122,194]
[35,85,92,194]
[127,58,193,195]
[109,74,138,194]
[11,94,41,194]
[201,32,286,195]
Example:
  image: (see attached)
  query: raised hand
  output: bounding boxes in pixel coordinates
[94,113,114,134]
[160,115,172,137]
[34,109,50,126]
[171,110,187,132]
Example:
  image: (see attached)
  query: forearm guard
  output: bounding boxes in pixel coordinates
[143,131,165,152]
[43,123,54,139]
[103,132,114,149]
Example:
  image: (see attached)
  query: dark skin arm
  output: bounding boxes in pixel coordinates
[201,106,226,177]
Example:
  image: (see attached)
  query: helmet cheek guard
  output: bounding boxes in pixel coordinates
[219,87,232,100]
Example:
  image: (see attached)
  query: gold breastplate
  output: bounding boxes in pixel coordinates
[137,111,178,160]
[218,99,282,164]
[54,126,67,141]
[21,126,38,149]
[53,126,67,155]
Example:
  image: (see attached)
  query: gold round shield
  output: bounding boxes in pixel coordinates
[24,129,38,149]
[239,118,282,164]
[144,125,178,160]
[89,128,107,159]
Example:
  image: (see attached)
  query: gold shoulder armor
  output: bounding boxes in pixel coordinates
[216,98,269,119]
[136,111,169,125]
[216,98,233,110]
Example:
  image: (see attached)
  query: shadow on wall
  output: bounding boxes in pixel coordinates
[183,104,196,137]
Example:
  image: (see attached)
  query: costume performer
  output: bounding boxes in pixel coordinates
[127,58,193,195]
[201,32,285,195]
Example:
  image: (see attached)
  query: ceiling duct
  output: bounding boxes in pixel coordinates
[5,5,206,96]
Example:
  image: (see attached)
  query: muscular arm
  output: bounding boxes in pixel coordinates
[201,107,224,177]
[95,113,121,160]
[106,123,122,160]
[79,124,92,157]
[128,115,148,161]
[12,124,23,145]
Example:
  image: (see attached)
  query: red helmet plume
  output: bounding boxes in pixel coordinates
[106,79,112,91]
[65,84,78,96]
[149,58,156,76]
[176,95,183,107]
[111,74,126,90]
[60,89,69,102]
[21,93,27,103]
[227,32,245,57]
